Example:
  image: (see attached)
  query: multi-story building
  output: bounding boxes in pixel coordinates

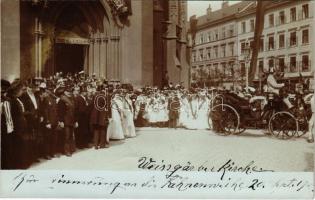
[189,0,314,90]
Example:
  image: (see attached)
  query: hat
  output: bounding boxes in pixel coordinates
[54,86,65,96]
[269,66,275,73]
[39,82,47,89]
[7,80,24,96]
[1,79,11,92]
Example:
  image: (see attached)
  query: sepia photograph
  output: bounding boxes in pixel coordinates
[0,0,314,198]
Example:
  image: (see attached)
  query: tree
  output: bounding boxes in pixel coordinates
[249,1,270,84]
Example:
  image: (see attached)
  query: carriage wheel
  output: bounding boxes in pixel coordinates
[269,111,298,139]
[210,104,240,135]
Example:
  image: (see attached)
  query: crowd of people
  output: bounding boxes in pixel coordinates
[1,68,314,169]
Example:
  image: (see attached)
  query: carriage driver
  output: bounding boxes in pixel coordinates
[265,66,294,109]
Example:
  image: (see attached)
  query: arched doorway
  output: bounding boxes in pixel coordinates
[54,4,90,75]
[38,0,123,79]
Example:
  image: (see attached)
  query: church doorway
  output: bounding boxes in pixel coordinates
[55,43,87,75]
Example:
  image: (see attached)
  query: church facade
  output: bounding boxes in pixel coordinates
[1,0,189,88]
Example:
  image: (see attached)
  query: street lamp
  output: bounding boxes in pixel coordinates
[243,41,251,93]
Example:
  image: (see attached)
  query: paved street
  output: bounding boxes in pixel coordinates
[30,128,314,171]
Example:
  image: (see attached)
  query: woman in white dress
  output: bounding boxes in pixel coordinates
[185,94,199,129]
[195,91,211,130]
[108,91,125,140]
[179,93,190,128]
[121,92,136,138]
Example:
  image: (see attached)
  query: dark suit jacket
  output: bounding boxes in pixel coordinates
[10,98,27,135]
[20,92,40,130]
[57,95,77,127]
[42,95,58,128]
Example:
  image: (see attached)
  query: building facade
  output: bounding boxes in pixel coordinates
[189,0,314,90]
[1,0,189,88]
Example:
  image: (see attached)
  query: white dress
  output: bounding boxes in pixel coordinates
[185,97,199,129]
[158,96,169,122]
[121,96,136,138]
[179,97,190,127]
[195,97,210,130]
[108,95,125,140]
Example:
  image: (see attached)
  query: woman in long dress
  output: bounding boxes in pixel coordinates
[108,91,125,140]
[195,91,211,130]
[121,92,136,138]
[179,93,190,128]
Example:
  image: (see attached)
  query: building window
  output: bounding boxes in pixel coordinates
[242,21,246,33]
[269,14,274,27]
[279,11,285,25]
[192,51,196,62]
[222,27,226,39]
[250,19,255,32]
[268,36,274,50]
[290,32,297,46]
[278,57,285,72]
[302,55,309,71]
[302,4,309,19]
[199,49,204,61]
[269,59,274,69]
[207,48,211,59]
[229,25,234,37]
[302,29,309,44]
[259,38,264,51]
[290,7,296,21]
[214,46,218,58]
[241,42,245,54]
[229,43,234,56]
[258,60,264,73]
[207,32,211,42]
[290,56,297,72]
[222,63,226,78]
[240,62,246,77]
[215,30,218,40]
[279,34,285,48]
[221,45,226,57]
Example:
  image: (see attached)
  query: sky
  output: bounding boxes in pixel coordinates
[187,1,242,19]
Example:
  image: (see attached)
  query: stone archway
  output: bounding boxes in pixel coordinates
[37,0,122,79]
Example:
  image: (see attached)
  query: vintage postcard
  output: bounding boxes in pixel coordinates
[0,0,314,198]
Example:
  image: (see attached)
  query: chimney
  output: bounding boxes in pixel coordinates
[207,4,212,15]
[222,1,229,9]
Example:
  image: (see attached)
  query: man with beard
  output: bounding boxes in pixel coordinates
[57,85,78,156]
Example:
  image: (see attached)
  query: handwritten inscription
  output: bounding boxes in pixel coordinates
[6,158,313,197]
[138,157,274,180]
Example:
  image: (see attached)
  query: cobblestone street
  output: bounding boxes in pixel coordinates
[30,128,314,171]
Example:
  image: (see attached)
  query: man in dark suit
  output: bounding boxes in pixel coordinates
[20,80,41,163]
[90,85,112,149]
[1,79,14,169]
[39,82,59,158]
[6,81,28,169]
[57,85,78,156]
[74,85,90,149]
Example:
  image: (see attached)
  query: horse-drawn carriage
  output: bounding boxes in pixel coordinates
[209,89,312,140]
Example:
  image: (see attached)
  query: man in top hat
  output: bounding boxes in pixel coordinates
[57,85,78,156]
[74,85,91,149]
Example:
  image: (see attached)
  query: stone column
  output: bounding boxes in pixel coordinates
[88,38,95,75]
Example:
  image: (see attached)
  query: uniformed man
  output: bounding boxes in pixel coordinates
[57,85,78,156]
